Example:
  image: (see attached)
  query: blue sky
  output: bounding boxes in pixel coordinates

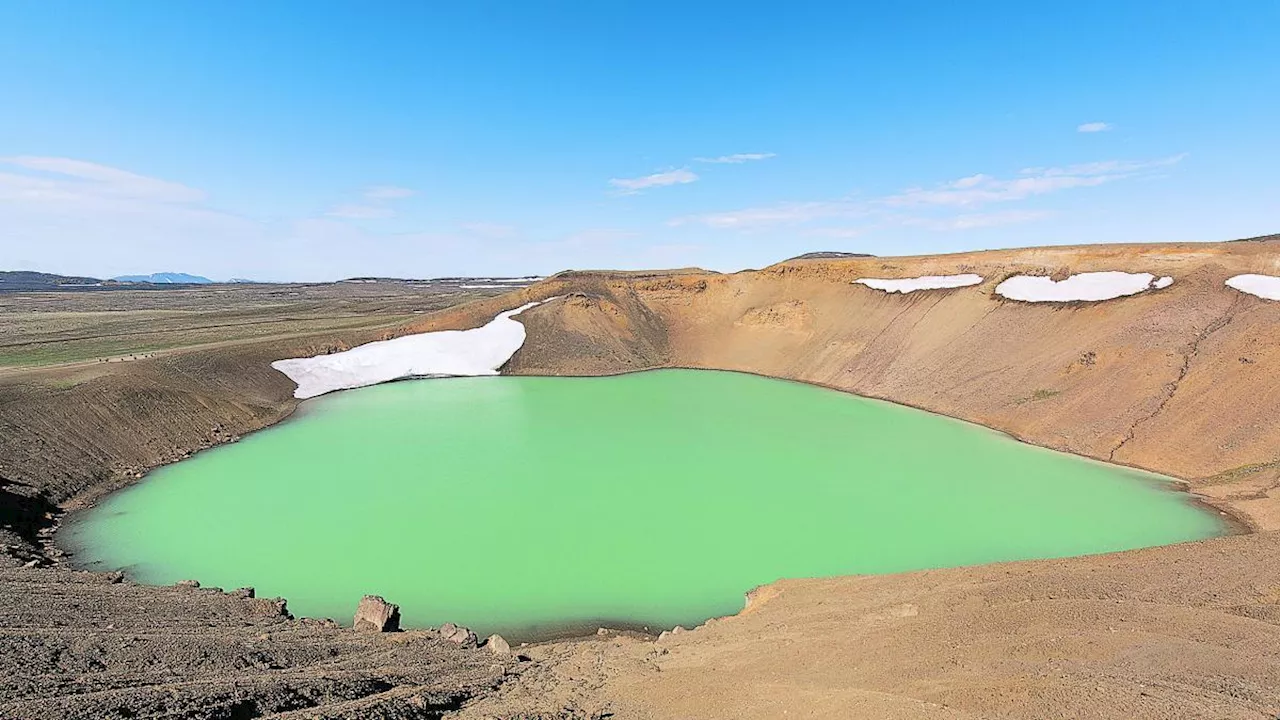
[1,2,1277,281]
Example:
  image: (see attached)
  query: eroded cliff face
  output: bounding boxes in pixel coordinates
[4,240,1277,533]
[508,240,1280,530]
[3,239,1279,719]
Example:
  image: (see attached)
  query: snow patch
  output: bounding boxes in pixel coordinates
[271,299,555,399]
[853,274,984,294]
[995,272,1173,302]
[1226,274,1280,300]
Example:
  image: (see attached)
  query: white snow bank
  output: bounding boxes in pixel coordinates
[995,272,1173,302]
[853,274,984,294]
[272,299,554,399]
[1226,274,1280,300]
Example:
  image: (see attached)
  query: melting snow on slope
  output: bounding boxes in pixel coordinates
[1225,274,1280,300]
[995,272,1173,302]
[272,299,552,399]
[853,274,984,293]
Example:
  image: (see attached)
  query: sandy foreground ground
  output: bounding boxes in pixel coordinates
[2,238,1279,718]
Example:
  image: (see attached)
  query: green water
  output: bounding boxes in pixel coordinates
[66,369,1224,639]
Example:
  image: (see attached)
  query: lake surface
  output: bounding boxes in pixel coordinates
[66,369,1224,639]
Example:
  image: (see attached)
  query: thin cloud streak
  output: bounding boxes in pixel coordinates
[900,210,1053,231]
[672,154,1186,229]
[0,155,205,203]
[325,204,396,219]
[1077,122,1113,133]
[670,200,862,229]
[608,168,698,194]
[0,155,647,280]
[325,184,417,219]
[609,152,770,194]
[878,155,1187,207]
[695,153,776,164]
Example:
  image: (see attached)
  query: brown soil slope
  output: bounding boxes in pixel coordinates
[471,531,1280,720]
[2,238,1280,718]
[513,238,1280,531]
[0,568,514,720]
[480,237,1280,719]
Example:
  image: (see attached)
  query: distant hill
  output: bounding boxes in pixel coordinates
[0,270,104,291]
[787,251,875,260]
[113,272,214,284]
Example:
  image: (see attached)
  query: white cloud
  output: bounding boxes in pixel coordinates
[1077,122,1113,133]
[695,153,776,164]
[608,153,771,194]
[672,154,1184,231]
[363,185,416,200]
[901,210,1052,231]
[883,154,1185,208]
[1021,154,1186,178]
[0,155,205,203]
[326,204,396,219]
[0,155,702,280]
[669,200,862,229]
[0,157,275,279]
[325,184,417,219]
[608,168,698,194]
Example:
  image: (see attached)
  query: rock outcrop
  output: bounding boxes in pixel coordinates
[439,622,479,647]
[484,633,511,655]
[352,594,400,632]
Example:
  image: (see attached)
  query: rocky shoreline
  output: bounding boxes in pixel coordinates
[3,238,1280,717]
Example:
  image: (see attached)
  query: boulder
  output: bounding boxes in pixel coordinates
[250,597,291,619]
[484,634,511,656]
[438,622,478,647]
[353,595,401,632]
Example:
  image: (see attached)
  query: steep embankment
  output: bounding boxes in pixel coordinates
[511,239,1280,531]
[477,237,1280,720]
[2,238,1279,718]
[0,568,513,720]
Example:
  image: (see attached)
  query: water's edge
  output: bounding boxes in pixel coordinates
[54,367,1248,643]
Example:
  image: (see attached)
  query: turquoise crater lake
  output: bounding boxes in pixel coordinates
[66,369,1224,639]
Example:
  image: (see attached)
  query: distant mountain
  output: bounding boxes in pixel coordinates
[0,270,104,291]
[787,251,875,260]
[113,272,214,284]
